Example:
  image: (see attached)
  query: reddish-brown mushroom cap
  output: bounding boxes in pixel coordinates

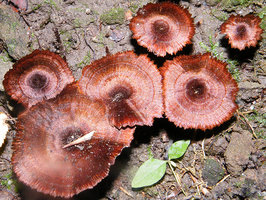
[78,51,163,128]
[3,50,74,107]
[161,53,238,130]
[129,2,195,57]
[12,85,134,198]
[220,14,263,50]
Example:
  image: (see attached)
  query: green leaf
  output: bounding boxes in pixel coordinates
[168,140,190,160]
[132,158,167,188]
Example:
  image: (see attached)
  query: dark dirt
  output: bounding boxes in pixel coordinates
[0,0,265,200]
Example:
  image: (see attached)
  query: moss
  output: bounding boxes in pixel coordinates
[143,187,159,197]
[77,52,91,68]
[256,130,265,139]
[199,36,240,82]
[229,0,249,6]
[206,0,222,6]
[44,0,58,10]
[6,39,17,56]
[73,19,82,28]
[100,8,125,25]
[32,3,42,11]
[0,172,19,192]
[11,22,18,30]
[246,110,266,125]
[90,8,99,16]
[234,181,243,188]
[211,9,229,21]
[219,0,264,11]
[227,61,241,82]
[0,50,12,62]
[129,3,141,14]
[258,7,266,31]
[92,32,105,45]
[246,110,266,139]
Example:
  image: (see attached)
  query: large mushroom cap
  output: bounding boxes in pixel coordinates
[220,14,263,50]
[12,85,134,198]
[3,50,74,107]
[161,53,238,130]
[129,2,195,57]
[78,51,163,128]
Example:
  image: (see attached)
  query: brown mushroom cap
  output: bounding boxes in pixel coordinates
[3,50,74,107]
[78,51,163,128]
[220,14,263,50]
[12,85,134,198]
[129,2,195,57]
[161,53,238,130]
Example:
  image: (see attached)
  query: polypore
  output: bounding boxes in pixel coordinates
[12,84,134,198]
[220,14,263,50]
[161,53,238,130]
[129,2,195,57]
[3,50,74,107]
[78,51,163,128]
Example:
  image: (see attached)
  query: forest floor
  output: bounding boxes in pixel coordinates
[0,0,265,199]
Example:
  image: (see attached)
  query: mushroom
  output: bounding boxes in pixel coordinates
[220,14,263,50]
[12,84,134,198]
[161,53,238,130]
[129,2,195,57]
[78,51,163,128]
[3,50,74,107]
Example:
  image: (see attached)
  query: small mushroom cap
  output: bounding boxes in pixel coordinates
[12,86,134,198]
[3,50,74,107]
[78,51,163,128]
[161,53,238,130]
[220,14,263,50]
[129,2,195,57]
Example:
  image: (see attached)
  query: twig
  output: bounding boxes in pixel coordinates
[237,110,257,138]
[156,185,163,200]
[0,157,11,163]
[168,161,187,196]
[216,174,230,186]
[119,186,133,198]
[84,29,96,60]
[63,131,95,148]
[18,10,31,28]
[53,27,65,58]
[201,139,206,159]
[208,174,230,190]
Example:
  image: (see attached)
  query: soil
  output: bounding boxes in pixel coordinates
[0,0,265,200]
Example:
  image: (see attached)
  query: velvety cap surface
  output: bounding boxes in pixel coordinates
[161,53,238,130]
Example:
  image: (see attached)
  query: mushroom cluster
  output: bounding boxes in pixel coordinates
[13,84,134,198]
[3,1,262,198]
[4,50,162,197]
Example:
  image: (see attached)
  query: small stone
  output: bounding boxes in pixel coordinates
[109,29,124,42]
[85,8,91,15]
[224,131,254,176]
[202,158,225,186]
[205,136,228,156]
